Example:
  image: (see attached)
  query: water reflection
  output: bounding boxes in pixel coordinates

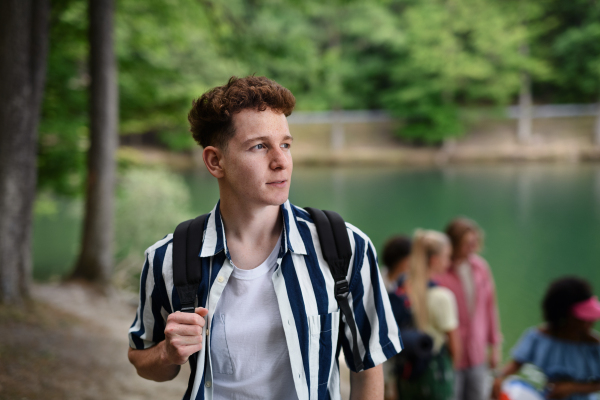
[516,167,534,225]
[595,168,600,219]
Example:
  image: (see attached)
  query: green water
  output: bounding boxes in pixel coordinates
[33,163,600,357]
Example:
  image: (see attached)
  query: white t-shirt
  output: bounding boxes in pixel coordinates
[211,234,298,400]
[424,286,459,353]
[457,261,476,316]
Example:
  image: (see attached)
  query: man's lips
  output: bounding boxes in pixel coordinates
[267,180,287,187]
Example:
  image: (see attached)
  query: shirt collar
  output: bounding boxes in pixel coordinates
[199,199,307,258]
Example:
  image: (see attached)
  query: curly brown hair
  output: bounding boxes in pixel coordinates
[187,76,296,149]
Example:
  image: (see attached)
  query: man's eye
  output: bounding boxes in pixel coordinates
[253,144,264,150]
[281,143,291,149]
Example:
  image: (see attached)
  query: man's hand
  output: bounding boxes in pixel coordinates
[162,307,209,365]
[488,344,501,370]
[490,360,524,400]
[128,307,209,382]
[491,377,503,400]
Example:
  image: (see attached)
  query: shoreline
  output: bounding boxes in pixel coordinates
[117,143,600,171]
[118,115,600,169]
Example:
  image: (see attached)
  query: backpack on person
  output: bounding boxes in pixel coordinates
[171,207,365,371]
[388,276,435,380]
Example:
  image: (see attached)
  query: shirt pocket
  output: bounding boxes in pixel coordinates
[307,311,340,388]
[211,314,234,375]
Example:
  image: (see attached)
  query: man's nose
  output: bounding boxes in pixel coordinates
[270,146,291,170]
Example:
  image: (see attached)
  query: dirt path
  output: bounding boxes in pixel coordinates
[0,282,189,400]
[0,282,351,400]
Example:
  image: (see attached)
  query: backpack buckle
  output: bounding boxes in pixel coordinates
[334,279,349,300]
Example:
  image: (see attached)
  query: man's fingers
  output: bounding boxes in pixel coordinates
[168,311,206,327]
[165,323,203,338]
[170,334,203,347]
[195,307,209,317]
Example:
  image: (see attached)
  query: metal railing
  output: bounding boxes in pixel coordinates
[287,104,600,148]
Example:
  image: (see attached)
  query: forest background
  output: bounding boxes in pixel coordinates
[40,0,600,197]
[1,0,600,397]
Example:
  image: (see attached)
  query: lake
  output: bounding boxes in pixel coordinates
[33,163,600,357]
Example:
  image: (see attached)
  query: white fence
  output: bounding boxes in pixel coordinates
[506,104,600,119]
[287,104,599,125]
[287,110,392,124]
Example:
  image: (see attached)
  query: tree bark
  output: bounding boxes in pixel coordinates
[0,0,50,305]
[71,0,118,286]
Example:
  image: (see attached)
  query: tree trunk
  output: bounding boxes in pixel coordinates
[0,0,50,305]
[71,0,118,286]
[518,46,533,144]
[517,71,533,143]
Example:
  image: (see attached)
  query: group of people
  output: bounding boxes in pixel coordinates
[126,75,600,400]
[381,218,500,400]
[382,219,600,400]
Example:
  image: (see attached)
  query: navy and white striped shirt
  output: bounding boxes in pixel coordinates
[129,200,402,400]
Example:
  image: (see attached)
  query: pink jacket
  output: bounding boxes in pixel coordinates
[434,254,502,370]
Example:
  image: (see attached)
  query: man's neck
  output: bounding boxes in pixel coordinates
[219,196,284,270]
[452,256,469,269]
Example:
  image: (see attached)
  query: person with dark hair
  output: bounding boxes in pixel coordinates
[127,76,402,400]
[492,277,600,400]
[381,235,412,292]
[435,217,502,400]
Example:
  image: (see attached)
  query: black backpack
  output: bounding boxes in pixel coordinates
[172,207,364,371]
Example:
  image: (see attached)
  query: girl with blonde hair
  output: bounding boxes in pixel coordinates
[388,229,461,400]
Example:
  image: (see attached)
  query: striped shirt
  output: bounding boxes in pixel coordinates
[129,200,402,400]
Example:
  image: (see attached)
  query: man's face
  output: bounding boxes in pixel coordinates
[457,230,478,259]
[219,108,293,207]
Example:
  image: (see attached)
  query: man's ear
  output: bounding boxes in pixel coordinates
[202,146,225,178]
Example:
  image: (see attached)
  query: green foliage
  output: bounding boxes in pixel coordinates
[550,7,600,101]
[528,0,600,102]
[38,0,88,196]
[379,0,548,141]
[116,0,239,136]
[39,0,237,196]
[113,167,193,290]
[198,0,549,142]
[38,0,600,191]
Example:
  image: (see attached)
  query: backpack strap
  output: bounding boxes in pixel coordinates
[173,214,208,313]
[304,207,364,371]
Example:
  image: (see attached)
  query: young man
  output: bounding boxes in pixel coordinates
[127,76,402,400]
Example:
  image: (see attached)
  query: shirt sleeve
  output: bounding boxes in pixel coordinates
[511,328,538,364]
[429,287,459,332]
[128,237,172,350]
[339,226,403,372]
